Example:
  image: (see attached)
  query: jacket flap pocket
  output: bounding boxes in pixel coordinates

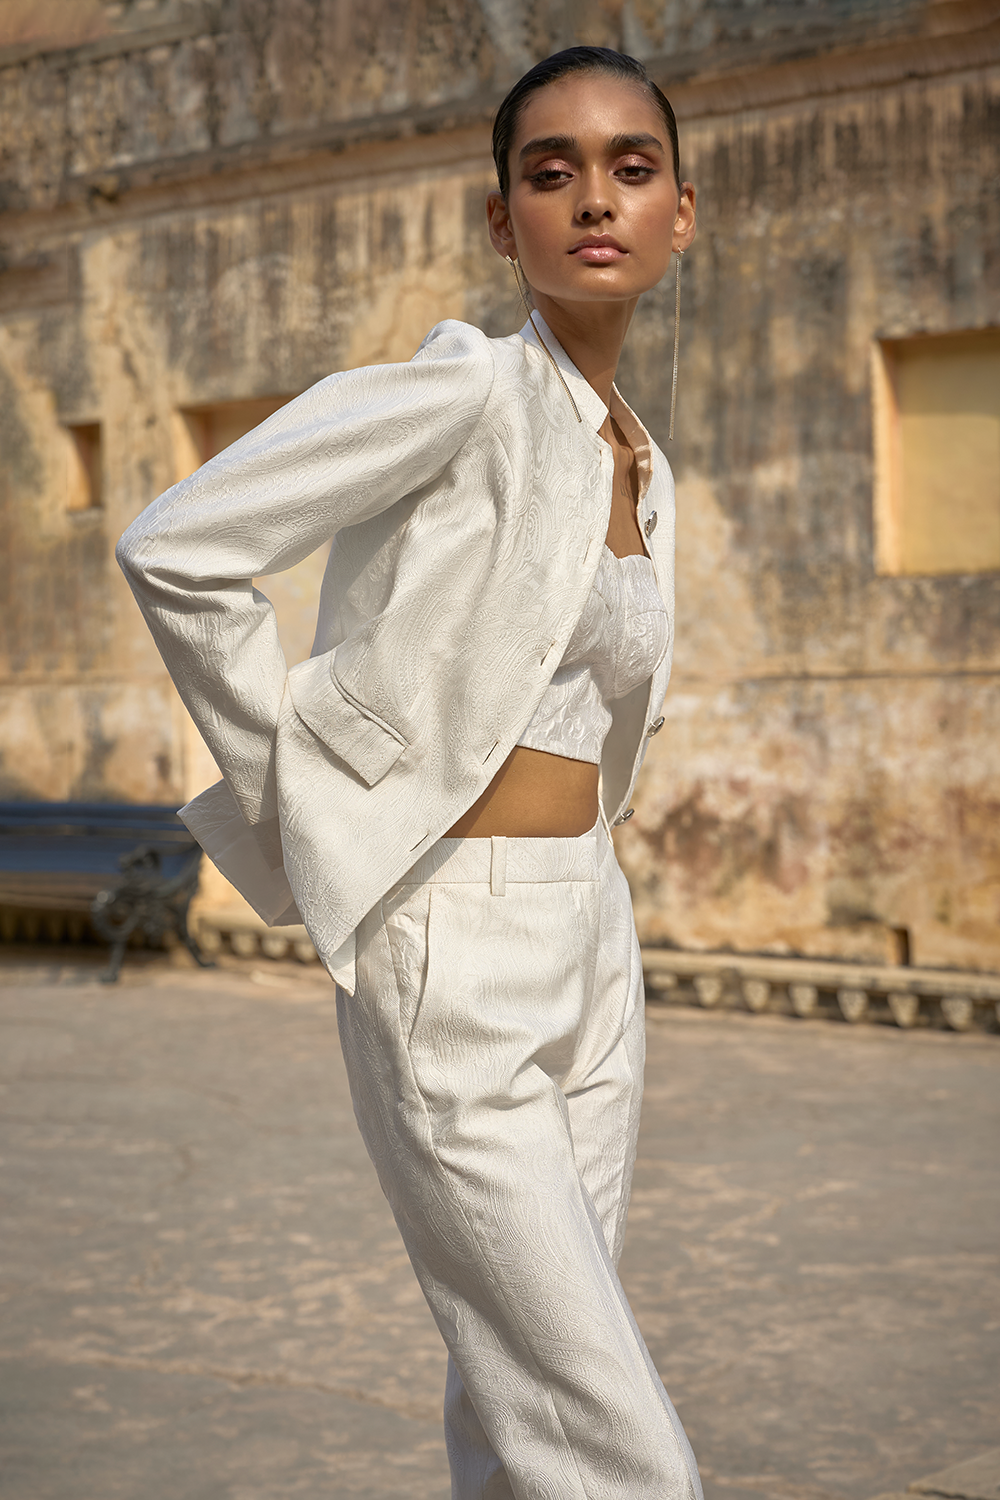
[286,654,408,788]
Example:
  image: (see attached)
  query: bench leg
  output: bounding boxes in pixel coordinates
[184,928,215,970]
[178,909,215,970]
[101,940,127,984]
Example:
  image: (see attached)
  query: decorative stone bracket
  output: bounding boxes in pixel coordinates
[193,908,318,965]
[642,949,1000,1033]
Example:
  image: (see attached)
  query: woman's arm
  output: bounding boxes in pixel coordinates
[116,321,495,832]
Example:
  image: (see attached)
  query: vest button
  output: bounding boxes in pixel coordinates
[647,716,665,737]
[644,511,657,538]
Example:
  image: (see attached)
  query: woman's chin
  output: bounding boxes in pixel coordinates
[532,267,667,307]
[536,282,655,311]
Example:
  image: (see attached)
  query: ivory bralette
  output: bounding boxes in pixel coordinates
[516,545,669,766]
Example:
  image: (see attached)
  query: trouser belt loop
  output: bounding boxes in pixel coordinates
[490,835,507,897]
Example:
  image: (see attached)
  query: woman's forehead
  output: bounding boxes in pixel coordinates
[512,73,664,150]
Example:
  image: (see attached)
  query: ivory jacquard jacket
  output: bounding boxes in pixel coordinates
[116,316,676,989]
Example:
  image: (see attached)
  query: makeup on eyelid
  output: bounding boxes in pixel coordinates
[525,154,661,187]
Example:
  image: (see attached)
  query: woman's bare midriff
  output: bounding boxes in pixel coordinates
[444,746,599,838]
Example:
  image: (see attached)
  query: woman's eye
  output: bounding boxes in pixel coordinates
[529,168,572,186]
[526,160,656,187]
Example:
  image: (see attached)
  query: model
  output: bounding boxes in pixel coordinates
[117,44,700,1500]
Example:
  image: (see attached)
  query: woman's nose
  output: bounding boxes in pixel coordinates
[575,169,616,223]
[577,199,614,222]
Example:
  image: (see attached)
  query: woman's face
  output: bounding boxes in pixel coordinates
[487,72,696,309]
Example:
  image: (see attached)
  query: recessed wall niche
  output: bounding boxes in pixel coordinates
[65,422,103,511]
[872,329,1000,576]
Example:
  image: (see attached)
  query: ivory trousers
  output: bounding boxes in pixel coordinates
[336,817,702,1500]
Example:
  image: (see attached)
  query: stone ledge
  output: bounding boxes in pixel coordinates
[193,907,318,965]
[642,948,1000,1032]
[3,10,998,236]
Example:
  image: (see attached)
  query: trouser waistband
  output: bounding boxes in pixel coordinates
[396,816,607,895]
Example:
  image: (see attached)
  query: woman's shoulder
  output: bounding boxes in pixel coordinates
[413,319,538,386]
[394,320,496,417]
[412,319,495,371]
[406,320,555,439]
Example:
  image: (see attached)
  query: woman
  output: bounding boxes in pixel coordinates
[118,45,699,1500]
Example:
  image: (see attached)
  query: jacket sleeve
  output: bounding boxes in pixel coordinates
[116,320,496,832]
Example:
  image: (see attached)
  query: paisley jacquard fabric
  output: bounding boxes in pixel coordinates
[517,546,670,765]
[342,818,702,1500]
[116,316,701,1496]
[116,315,676,985]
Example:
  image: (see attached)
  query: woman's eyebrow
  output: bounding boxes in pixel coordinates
[518,131,664,162]
[519,134,577,161]
[606,131,663,154]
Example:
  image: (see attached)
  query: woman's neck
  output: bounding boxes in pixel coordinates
[528,293,638,409]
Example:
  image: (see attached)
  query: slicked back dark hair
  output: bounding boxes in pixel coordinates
[491,46,680,201]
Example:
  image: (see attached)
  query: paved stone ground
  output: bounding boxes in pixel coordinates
[1,950,997,1500]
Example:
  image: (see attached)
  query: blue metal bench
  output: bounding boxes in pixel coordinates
[0,802,213,983]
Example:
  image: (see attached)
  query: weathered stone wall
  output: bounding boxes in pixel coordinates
[0,144,488,808]
[0,0,955,217]
[615,65,1000,970]
[2,0,998,966]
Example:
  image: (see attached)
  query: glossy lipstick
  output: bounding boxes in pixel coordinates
[569,234,627,263]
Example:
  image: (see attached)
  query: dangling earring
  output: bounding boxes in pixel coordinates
[505,254,582,424]
[668,248,684,443]
[505,254,534,325]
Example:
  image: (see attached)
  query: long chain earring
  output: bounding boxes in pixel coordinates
[506,253,534,327]
[505,254,582,424]
[668,248,684,442]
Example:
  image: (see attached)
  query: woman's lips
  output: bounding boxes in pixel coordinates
[570,243,628,263]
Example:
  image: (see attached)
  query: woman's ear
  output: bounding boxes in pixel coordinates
[486,190,518,262]
[672,182,697,253]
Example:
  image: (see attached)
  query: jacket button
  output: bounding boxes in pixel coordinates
[644,511,657,538]
[646,716,665,737]
[613,808,635,827]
